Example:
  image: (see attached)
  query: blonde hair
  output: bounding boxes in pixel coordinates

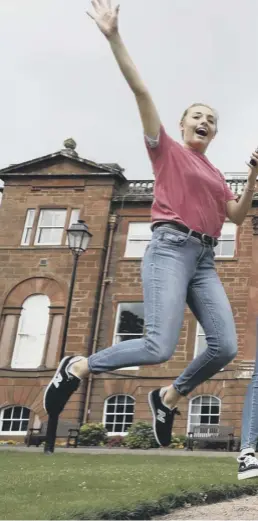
[180,103,218,136]
[180,103,219,138]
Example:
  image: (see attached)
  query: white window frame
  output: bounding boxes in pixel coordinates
[194,322,224,370]
[34,209,67,246]
[214,222,236,259]
[0,406,30,436]
[194,323,206,358]
[11,294,50,369]
[124,222,152,258]
[187,395,221,435]
[103,394,135,436]
[65,209,80,245]
[21,209,35,246]
[113,303,144,370]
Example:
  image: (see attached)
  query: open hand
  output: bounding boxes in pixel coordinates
[87,0,120,39]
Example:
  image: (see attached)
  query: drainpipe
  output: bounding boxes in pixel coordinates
[82,213,117,424]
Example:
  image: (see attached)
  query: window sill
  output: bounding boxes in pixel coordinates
[117,367,139,371]
[215,257,239,262]
[107,432,128,437]
[0,367,56,377]
[19,245,68,249]
[0,245,100,251]
[0,246,69,251]
[120,257,142,262]
[0,432,27,436]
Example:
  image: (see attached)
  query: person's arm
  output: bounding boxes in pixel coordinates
[87,0,161,140]
[226,152,258,225]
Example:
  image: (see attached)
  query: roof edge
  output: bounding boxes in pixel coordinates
[0,150,125,176]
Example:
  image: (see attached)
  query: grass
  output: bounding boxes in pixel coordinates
[0,451,257,520]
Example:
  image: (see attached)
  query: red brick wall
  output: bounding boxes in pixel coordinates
[0,160,256,442]
[0,159,118,427]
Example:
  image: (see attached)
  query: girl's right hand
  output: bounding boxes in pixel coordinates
[87,0,120,39]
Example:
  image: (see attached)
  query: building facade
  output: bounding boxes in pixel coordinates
[0,140,257,441]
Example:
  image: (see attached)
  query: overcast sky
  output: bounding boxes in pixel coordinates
[0,0,258,179]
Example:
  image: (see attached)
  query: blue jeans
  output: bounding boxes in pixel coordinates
[88,225,237,396]
[240,347,258,451]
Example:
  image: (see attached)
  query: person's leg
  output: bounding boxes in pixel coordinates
[237,345,258,480]
[44,226,194,418]
[240,371,258,454]
[83,228,192,373]
[163,246,237,407]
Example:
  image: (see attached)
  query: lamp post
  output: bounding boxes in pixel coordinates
[44,220,92,454]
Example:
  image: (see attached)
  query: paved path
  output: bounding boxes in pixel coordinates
[0,446,239,457]
[157,495,258,520]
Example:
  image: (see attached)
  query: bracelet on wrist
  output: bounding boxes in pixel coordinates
[246,186,256,192]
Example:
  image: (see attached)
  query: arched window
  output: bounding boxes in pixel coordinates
[188,395,221,434]
[11,294,50,368]
[103,395,135,435]
[0,406,30,435]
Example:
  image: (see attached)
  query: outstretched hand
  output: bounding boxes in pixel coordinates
[87,0,120,39]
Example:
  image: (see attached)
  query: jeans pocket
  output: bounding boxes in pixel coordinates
[158,230,188,248]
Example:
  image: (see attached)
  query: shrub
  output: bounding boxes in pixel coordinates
[169,434,187,449]
[124,422,159,449]
[78,423,108,446]
[106,435,125,448]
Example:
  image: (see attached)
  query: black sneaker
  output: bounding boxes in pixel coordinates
[148,388,180,447]
[237,453,258,480]
[43,356,81,416]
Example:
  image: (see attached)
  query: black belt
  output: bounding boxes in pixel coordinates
[152,221,218,247]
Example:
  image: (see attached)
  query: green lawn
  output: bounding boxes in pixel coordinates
[0,451,252,520]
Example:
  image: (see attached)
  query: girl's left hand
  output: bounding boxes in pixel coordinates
[247,149,258,190]
[247,148,258,176]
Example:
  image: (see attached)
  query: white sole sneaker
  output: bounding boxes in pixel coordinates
[238,468,258,480]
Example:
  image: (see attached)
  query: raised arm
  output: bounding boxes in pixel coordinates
[87,0,161,139]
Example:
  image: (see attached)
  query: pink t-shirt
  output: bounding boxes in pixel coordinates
[145,126,237,238]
